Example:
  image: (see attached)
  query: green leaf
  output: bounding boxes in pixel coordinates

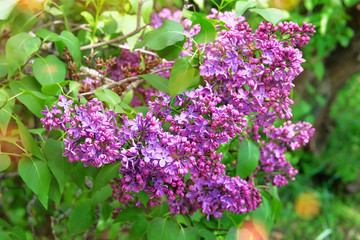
[48,177,61,204]
[0,55,7,77]
[135,190,150,206]
[6,33,41,77]
[118,14,144,50]
[156,39,186,61]
[191,12,216,44]
[71,162,99,189]
[35,28,59,41]
[236,139,260,178]
[0,88,15,136]
[147,217,180,240]
[122,89,134,105]
[175,214,192,227]
[114,207,145,223]
[129,216,148,240]
[68,81,81,95]
[249,8,287,25]
[81,11,95,26]
[9,77,45,118]
[44,139,73,193]
[8,226,26,240]
[0,155,11,172]
[235,1,257,17]
[178,227,201,240]
[33,55,66,86]
[140,74,170,94]
[0,233,10,240]
[169,56,195,96]
[18,157,51,209]
[250,194,272,231]
[68,199,95,235]
[92,162,121,195]
[12,12,39,35]
[57,31,81,68]
[98,11,122,34]
[41,81,69,95]
[16,118,42,159]
[94,88,121,108]
[140,20,185,50]
[225,226,237,240]
[92,184,113,205]
[0,0,17,20]
[141,0,153,23]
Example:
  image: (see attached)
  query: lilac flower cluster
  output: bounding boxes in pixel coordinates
[41,96,121,167]
[110,86,262,218]
[257,121,315,187]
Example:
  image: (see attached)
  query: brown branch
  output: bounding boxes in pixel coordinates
[79,66,116,84]
[80,0,148,51]
[110,43,158,56]
[79,67,173,96]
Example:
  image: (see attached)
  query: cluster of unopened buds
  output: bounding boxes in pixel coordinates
[41,8,315,218]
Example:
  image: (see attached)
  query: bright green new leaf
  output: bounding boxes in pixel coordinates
[81,11,95,26]
[140,20,184,50]
[44,139,73,193]
[235,1,257,17]
[68,199,95,235]
[6,33,41,77]
[99,11,122,34]
[0,155,11,172]
[140,74,170,94]
[249,8,288,25]
[94,88,121,108]
[236,139,260,178]
[118,14,144,50]
[178,227,201,240]
[33,55,66,86]
[169,56,195,96]
[0,0,17,20]
[147,217,180,240]
[18,157,52,209]
[16,118,43,159]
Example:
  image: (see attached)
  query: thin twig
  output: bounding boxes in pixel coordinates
[110,43,158,56]
[27,195,37,240]
[50,216,59,240]
[80,25,147,51]
[80,0,147,51]
[79,67,173,96]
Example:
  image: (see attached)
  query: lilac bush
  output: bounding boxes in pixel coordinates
[41,8,315,221]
